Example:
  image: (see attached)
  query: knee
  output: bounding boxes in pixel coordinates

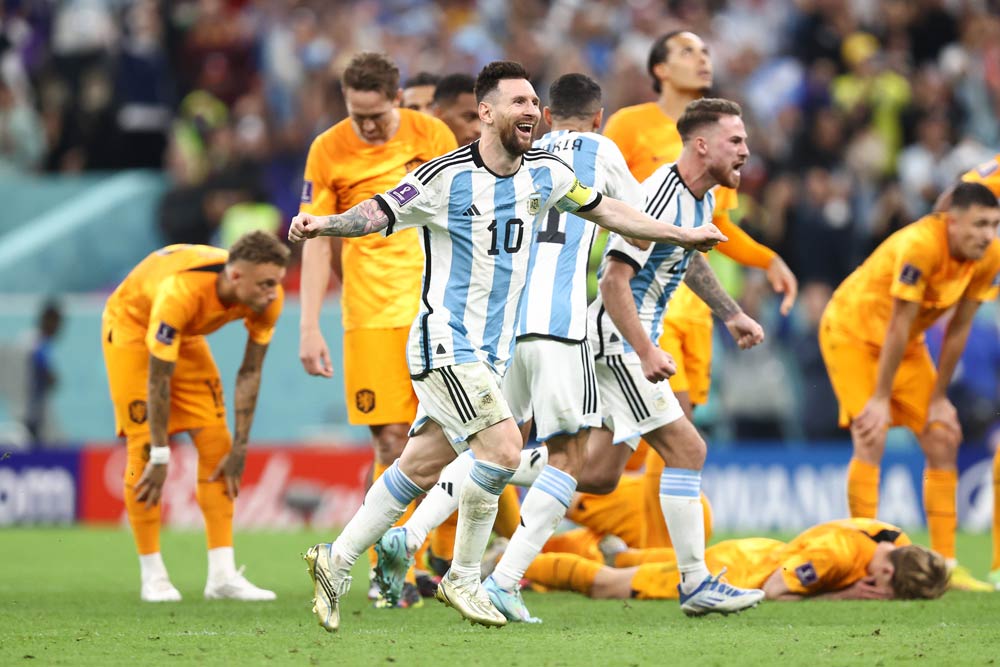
[372,423,409,464]
[576,469,619,495]
[921,427,960,468]
[850,428,885,463]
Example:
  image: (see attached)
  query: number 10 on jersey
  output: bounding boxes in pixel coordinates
[488,218,525,255]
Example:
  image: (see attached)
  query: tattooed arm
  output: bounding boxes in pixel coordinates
[683,253,765,350]
[288,199,390,242]
[209,339,269,498]
[135,356,175,507]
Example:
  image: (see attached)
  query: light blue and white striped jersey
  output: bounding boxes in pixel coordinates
[588,162,716,357]
[518,130,644,341]
[375,141,602,377]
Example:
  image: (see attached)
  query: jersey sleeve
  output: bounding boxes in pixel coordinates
[889,234,938,303]
[963,243,1000,302]
[146,276,195,362]
[604,232,653,274]
[777,546,854,595]
[961,156,1000,199]
[545,159,602,214]
[299,134,337,215]
[713,186,739,214]
[714,213,776,269]
[374,172,442,235]
[600,141,645,209]
[244,286,284,345]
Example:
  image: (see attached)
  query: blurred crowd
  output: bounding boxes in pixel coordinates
[2,0,999,443]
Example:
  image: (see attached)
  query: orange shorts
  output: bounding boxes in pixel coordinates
[343,327,418,426]
[102,320,227,437]
[819,318,936,433]
[658,313,713,405]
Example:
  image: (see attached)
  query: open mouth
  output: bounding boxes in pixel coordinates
[515,122,534,139]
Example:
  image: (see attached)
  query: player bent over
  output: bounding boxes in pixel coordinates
[821,182,1000,591]
[290,61,726,632]
[101,231,289,602]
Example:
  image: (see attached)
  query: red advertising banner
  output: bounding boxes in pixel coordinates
[79,444,372,530]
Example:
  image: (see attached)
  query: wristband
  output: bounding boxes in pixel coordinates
[149,446,171,465]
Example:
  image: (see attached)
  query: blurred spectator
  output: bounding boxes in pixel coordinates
[23,300,62,447]
[431,72,478,146]
[0,75,46,173]
[402,71,440,113]
[788,282,841,441]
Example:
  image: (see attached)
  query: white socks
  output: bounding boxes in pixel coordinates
[331,461,424,579]
[659,467,710,593]
[491,465,576,590]
[139,552,169,582]
[510,446,548,487]
[448,460,515,581]
[207,546,236,583]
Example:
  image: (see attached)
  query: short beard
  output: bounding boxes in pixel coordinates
[708,163,739,189]
[499,122,531,156]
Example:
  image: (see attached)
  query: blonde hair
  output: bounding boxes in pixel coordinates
[227,231,291,268]
[889,545,948,600]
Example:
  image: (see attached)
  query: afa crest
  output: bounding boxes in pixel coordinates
[356,389,376,414]
[528,193,541,215]
[128,400,148,424]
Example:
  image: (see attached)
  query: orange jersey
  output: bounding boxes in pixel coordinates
[604,102,770,322]
[300,109,457,331]
[103,244,283,362]
[757,518,911,594]
[962,154,1000,199]
[824,213,1000,347]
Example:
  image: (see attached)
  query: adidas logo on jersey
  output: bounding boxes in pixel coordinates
[609,333,620,343]
[462,204,481,217]
[436,343,447,354]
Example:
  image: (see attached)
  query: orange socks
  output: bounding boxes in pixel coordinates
[993,449,1000,570]
[847,458,880,519]
[493,486,522,539]
[123,434,163,555]
[923,468,957,561]
[192,425,234,550]
[524,553,601,594]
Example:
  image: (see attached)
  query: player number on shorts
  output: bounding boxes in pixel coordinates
[537,208,566,245]
[488,218,525,255]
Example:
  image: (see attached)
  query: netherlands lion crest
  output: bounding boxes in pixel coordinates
[356,389,376,414]
[128,400,148,424]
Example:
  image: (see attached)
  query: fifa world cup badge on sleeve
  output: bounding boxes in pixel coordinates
[301,180,313,204]
[899,263,922,286]
[794,562,818,587]
[155,322,177,345]
[389,183,420,206]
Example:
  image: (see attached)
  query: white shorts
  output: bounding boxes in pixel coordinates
[595,352,684,450]
[502,337,602,442]
[410,361,513,453]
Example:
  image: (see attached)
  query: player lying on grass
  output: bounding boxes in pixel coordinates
[517,518,948,602]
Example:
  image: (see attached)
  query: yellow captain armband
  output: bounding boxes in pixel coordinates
[556,179,601,214]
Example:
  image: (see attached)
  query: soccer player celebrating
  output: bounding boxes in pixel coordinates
[585,98,766,615]
[604,30,798,551]
[101,231,289,602]
[289,60,726,631]
[297,53,457,606]
[821,181,1000,592]
[377,72,645,623]
[523,519,948,603]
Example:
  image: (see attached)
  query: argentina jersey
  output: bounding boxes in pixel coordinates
[374,140,602,376]
[519,130,644,341]
[589,163,716,357]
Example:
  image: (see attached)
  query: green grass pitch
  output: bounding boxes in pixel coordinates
[1,528,999,666]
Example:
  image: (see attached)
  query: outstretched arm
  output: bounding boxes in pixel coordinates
[578,196,727,252]
[210,340,269,498]
[288,199,390,241]
[683,253,764,350]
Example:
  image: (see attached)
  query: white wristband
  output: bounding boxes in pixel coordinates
[149,446,171,465]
